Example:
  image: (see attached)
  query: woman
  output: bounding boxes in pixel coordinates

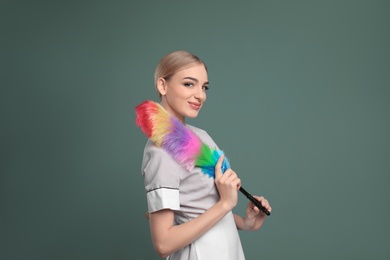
[140,50,272,259]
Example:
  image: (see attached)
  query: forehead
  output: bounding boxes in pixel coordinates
[173,63,208,80]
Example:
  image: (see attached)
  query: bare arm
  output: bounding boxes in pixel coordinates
[150,201,231,258]
[149,155,241,258]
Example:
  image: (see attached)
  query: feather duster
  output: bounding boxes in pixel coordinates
[135,100,270,216]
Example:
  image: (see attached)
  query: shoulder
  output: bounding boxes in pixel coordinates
[186,124,209,137]
[186,124,218,149]
[142,140,183,172]
[142,140,174,163]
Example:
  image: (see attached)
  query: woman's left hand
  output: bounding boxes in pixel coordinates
[242,196,272,230]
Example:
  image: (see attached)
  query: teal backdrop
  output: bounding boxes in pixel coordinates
[2,1,389,259]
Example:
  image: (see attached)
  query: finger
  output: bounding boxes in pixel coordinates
[252,196,265,210]
[262,199,269,209]
[261,199,270,210]
[221,170,237,185]
[254,196,272,211]
[253,196,264,204]
[223,170,239,186]
[220,168,233,182]
[236,178,241,190]
[215,154,225,179]
[248,201,259,213]
[225,169,235,178]
[218,168,241,190]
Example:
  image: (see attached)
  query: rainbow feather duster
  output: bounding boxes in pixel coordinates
[135,100,270,216]
[135,100,229,178]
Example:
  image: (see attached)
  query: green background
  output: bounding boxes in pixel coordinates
[2,0,389,259]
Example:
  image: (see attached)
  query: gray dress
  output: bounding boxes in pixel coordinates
[141,125,245,260]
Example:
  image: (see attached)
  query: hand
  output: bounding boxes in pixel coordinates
[243,196,272,230]
[214,154,241,211]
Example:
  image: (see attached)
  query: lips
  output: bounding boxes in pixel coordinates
[188,102,201,110]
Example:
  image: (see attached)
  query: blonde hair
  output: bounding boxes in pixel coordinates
[154,50,207,98]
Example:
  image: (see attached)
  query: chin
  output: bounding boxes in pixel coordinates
[186,112,200,119]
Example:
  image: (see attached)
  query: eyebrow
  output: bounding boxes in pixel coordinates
[183,77,209,85]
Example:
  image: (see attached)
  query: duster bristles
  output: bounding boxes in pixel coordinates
[135,100,229,177]
[135,101,172,146]
[135,100,272,216]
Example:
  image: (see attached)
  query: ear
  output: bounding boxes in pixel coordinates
[156,77,168,96]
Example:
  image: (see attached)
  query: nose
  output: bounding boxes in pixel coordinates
[194,86,206,101]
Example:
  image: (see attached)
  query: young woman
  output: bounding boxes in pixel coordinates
[140,50,272,259]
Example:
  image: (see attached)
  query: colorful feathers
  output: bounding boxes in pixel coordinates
[135,100,229,177]
[135,100,271,216]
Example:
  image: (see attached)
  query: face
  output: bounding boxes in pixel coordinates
[158,63,208,122]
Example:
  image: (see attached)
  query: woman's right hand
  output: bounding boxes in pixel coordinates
[214,154,241,210]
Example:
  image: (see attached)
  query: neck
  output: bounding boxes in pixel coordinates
[160,100,185,124]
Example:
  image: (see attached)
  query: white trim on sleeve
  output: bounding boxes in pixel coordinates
[147,187,180,213]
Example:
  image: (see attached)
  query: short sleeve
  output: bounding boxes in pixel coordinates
[141,141,182,213]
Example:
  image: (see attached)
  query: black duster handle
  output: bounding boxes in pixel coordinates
[239,187,271,216]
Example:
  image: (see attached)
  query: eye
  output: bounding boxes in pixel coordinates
[183,82,194,87]
[202,85,209,91]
